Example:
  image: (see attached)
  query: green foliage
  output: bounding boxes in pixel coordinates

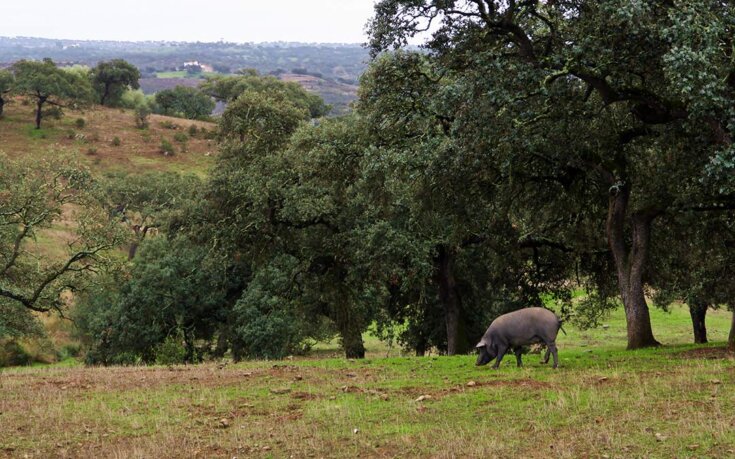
[111,136,121,146]
[154,86,214,120]
[0,154,124,316]
[0,69,13,117]
[90,59,141,107]
[11,58,94,128]
[200,72,330,118]
[134,105,151,129]
[75,118,86,129]
[231,257,318,360]
[75,236,238,365]
[159,138,175,155]
[188,124,199,137]
[218,90,309,150]
[173,132,188,143]
[154,332,188,365]
[0,340,33,367]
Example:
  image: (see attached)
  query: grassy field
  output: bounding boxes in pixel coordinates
[1,305,733,458]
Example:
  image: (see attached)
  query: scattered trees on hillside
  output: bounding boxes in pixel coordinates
[11,58,93,129]
[154,86,214,120]
[90,59,141,106]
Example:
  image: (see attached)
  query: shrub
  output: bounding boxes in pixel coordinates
[0,340,33,367]
[135,106,150,129]
[159,120,179,130]
[87,147,98,155]
[65,129,76,139]
[173,132,188,143]
[154,332,188,366]
[141,131,152,143]
[188,124,199,137]
[75,118,86,129]
[159,138,175,155]
[111,136,121,146]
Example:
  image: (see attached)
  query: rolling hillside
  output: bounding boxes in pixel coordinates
[0,99,217,175]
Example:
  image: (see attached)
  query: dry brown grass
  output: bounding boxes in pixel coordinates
[0,99,216,175]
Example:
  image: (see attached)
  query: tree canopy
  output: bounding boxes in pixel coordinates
[154,85,215,120]
[90,59,141,106]
[11,58,93,129]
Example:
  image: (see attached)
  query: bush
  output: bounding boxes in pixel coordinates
[159,120,179,130]
[188,124,199,137]
[75,118,86,129]
[0,340,33,367]
[65,129,76,139]
[159,138,175,155]
[135,106,150,129]
[87,147,98,155]
[154,332,188,366]
[111,136,121,146]
[173,132,188,143]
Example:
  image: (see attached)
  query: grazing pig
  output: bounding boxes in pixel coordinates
[475,307,564,369]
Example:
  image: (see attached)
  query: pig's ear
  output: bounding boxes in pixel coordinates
[475,340,486,349]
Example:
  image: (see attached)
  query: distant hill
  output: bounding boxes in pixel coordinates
[0,36,368,113]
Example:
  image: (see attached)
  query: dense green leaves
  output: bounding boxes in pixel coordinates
[154,86,215,120]
[200,72,330,118]
[90,59,141,106]
[11,58,93,128]
[0,155,123,337]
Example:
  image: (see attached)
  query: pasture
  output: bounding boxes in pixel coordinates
[2,305,733,458]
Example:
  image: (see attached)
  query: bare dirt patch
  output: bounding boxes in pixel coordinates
[677,347,734,360]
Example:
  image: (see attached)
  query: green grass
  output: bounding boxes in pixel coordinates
[1,305,734,457]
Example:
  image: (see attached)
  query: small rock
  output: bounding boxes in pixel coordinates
[598,377,609,382]
[218,418,230,429]
[262,446,271,451]
[466,381,477,387]
[415,395,432,402]
[710,379,722,385]
[602,324,610,330]
[687,444,700,451]
[654,433,666,442]
[352,428,360,434]
[345,373,357,378]
[294,375,303,381]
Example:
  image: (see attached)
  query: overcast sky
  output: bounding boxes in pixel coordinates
[0,0,378,43]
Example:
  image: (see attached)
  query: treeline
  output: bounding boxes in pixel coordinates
[2,1,735,365]
[0,37,368,84]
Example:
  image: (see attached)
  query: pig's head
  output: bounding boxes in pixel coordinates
[475,340,496,366]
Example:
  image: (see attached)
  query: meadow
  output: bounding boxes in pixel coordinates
[1,305,733,458]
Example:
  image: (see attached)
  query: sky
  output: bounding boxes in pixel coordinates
[0,0,378,44]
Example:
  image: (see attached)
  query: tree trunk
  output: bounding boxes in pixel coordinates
[338,316,366,358]
[0,96,5,117]
[436,244,468,355]
[35,96,46,129]
[689,301,708,344]
[728,307,735,352]
[333,293,365,358]
[100,83,110,106]
[607,185,660,349]
[128,242,139,260]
